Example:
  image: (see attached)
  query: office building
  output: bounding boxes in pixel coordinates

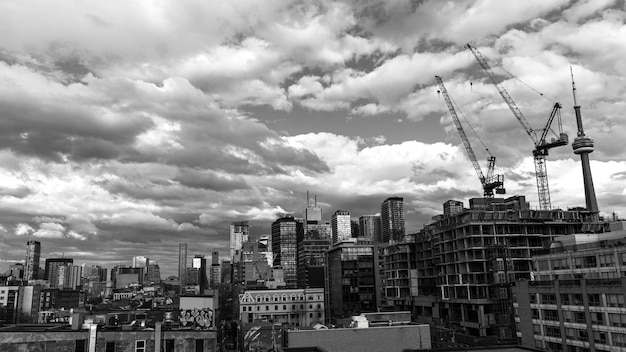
[304,192,322,231]
[179,243,187,287]
[325,239,381,321]
[331,210,351,244]
[240,240,273,286]
[230,221,249,261]
[515,230,626,351]
[238,288,324,326]
[297,223,331,289]
[272,215,299,288]
[146,263,161,283]
[7,263,24,280]
[381,197,406,243]
[382,241,418,311]
[211,251,219,266]
[132,256,149,268]
[359,215,381,242]
[192,255,208,292]
[44,258,73,288]
[25,240,41,281]
[443,199,464,218]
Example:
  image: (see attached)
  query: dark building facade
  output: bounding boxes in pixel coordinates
[272,216,299,288]
[381,197,405,243]
[25,240,41,281]
[325,240,381,322]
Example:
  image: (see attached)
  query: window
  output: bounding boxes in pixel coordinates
[275,305,278,310]
[607,294,625,307]
[257,306,260,311]
[588,294,601,306]
[573,294,583,305]
[242,306,246,312]
[195,339,204,352]
[531,309,540,319]
[75,340,87,352]
[609,313,626,327]
[541,294,556,305]
[599,254,615,267]
[283,305,286,310]
[591,312,605,325]
[543,309,559,321]
[594,330,608,344]
[574,311,586,324]
[614,333,626,347]
[537,260,549,270]
[265,306,269,311]
[165,340,175,352]
[530,294,538,304]
[583,255,597,268]
[106,341,115,352]
[545,326,560,337]
[135,340,146,352]
[533,324,542,335]
[573,257,583,268]
[561,294,570,305]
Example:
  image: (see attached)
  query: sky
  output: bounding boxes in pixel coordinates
[1,0,625,277]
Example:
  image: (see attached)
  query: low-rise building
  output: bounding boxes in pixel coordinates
[238,288,324,327]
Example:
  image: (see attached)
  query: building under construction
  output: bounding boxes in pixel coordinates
[384,195,609,343]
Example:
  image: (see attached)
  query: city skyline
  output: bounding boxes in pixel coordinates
[1,1,626,276]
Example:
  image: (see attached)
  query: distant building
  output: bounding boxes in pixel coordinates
[178,243,187,287]
[7,263,24,280]
[44,258,73,288]
[240,241,273,286]
[132,256,149,269]
[381,197,405,243]
[230,221,249,261]
[331,210,351,244]
[304,192,322,232]
[443,199,464,218]
[146,263,161,283]
[192,255,208,292]
[24,240,41,281]
[272,216,299,288]
[325,240,381,321]
[359,215,381,242]
[238,287,324,326]
[297,224,331,289]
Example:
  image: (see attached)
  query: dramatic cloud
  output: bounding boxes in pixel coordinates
[0,0,625,276]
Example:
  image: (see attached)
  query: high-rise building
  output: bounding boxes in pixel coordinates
[272,215,298,288]
[25,240,41,281]
[179,243,188,287]
[146,263,161,283]
[381,197,405,243]
[331,210,351,244]
[325,239,381,320]
[211,251,219,266]
[132,256,149,268]
[443,200,464,218]
[359,215,381,242]
[44,258,73,288]
[230,221,249,261]
[193,255,209,292]
[304,191,322,231]
[297,221,330,289]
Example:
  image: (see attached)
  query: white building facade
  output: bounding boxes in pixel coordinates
[238,288,324,327]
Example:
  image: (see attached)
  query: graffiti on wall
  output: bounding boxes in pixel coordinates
[179,308,213,330]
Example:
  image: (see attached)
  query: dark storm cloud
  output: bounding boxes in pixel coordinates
[173,168,249,191]
[0,185,31,198]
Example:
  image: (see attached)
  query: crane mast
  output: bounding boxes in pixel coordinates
[435,76,504,198]
[467,44,567,210]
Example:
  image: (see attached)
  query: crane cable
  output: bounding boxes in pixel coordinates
[446,86,494,158]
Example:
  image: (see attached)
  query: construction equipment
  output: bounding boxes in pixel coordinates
[435,75,505,198]
[467,44,568,210]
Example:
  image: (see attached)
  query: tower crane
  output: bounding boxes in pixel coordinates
[435,75,505,198]
[467,44,568,210]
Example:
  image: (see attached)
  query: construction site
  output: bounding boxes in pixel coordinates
[382,44,619,345]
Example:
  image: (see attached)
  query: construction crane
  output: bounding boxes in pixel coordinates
[467,44,568,210]
[435,75,505,198]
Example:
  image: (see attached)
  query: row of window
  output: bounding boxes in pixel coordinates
[537,252,626,271]
[531,293,624,307]
[535,329,626,348]
[241,293,322,304]
[242,303,322,312]
[533,309,626,327]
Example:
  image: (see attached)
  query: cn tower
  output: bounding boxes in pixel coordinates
[570,67,599,214]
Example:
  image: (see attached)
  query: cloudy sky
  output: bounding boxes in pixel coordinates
[1,0,625,277]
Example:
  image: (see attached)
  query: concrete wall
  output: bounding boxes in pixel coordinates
[286,324,431,352]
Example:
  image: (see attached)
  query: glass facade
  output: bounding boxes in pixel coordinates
[272,216,298,288]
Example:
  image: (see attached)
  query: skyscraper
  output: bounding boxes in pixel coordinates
[25,240,41,281]
[193,255,208,292]
[132,256,149,268]
[359,215,381,242]
[331,210,351,244]
[179,243,187,287]
[381,197,406,243]
[272,215,298,288]
[44,258,73,288]
[304,191,322,231]
[230,221,249,260]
